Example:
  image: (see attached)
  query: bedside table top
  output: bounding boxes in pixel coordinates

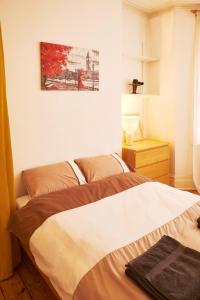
[122,139,169,152]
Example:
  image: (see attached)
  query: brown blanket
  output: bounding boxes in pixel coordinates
[10,172,150,246]
[125,235,200,300]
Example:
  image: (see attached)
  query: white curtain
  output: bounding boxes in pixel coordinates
[193,12,200,193]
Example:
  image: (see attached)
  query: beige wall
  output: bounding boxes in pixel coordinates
[146,10,176,179]
[122,3,148,136]
[122,4,195,189]
[173,8,195,189]
[122,3,148,93]
[1,0,196,195]
[0,0,122,196]
[147,8,195,189]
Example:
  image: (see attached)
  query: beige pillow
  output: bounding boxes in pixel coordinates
[74,154,128,183]
[22,161,81,199]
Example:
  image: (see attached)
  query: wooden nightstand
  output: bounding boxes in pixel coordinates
[122,139,170,185]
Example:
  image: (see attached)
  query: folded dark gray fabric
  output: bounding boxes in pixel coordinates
[125,235,200,300]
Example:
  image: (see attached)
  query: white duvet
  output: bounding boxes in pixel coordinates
[29,182,200,300]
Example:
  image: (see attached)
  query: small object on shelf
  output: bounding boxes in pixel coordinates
[129,79,144,94]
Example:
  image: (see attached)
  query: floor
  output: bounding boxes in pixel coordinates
[0,251,57,300]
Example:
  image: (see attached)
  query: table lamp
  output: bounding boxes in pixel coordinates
[122,114,142,145]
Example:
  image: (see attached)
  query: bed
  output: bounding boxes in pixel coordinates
[10,156,200,300]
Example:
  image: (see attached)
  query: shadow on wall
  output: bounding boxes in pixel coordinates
[15,173,26,197]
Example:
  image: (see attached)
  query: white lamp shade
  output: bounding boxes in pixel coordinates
[122,115,140,132]
[122,114,141,145]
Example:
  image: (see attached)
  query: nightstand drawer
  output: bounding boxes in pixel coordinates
[135,146,169,168]
[135,160,169,179]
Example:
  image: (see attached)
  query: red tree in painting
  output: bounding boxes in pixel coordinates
[40,42,72,89]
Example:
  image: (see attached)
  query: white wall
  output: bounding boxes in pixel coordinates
[173,9,195,189]
[147,8,195,189]
[0,0,122,196]
[122,3,148,136]
[146,10,176,178]
[122,3,148,93]
[122,4,196,189]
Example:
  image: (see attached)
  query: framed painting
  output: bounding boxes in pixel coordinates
[40,42,99,91]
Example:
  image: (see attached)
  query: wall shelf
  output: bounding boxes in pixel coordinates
[136,56,159,63]
[123,93,159,98]
[122,53,159,63]
[122,52,160,95]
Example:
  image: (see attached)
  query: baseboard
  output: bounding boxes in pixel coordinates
[173,176,196,190]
